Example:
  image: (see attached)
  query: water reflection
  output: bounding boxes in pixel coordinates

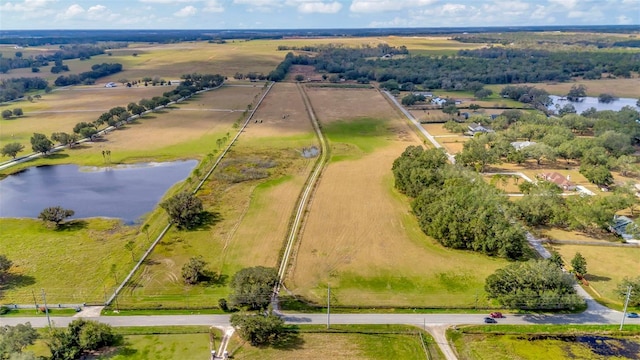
[0,160,197,224]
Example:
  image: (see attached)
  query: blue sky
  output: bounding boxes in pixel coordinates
[1,0,638,30]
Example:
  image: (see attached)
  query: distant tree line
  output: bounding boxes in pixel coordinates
[0,44,118,73]
[269,46,639,87]
[0,77,48,102]
[54,63,123,86]
[392,146,527,259]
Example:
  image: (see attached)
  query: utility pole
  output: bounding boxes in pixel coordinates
[41,289,51,328]
[620,285,632,330]
[327,285,331,330]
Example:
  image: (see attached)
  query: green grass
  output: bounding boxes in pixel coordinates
[0,218,141,305]
[0,308,77,317]
[322,117,391,161]
[449,325,640,360]
[102,308,226,316]
[25,326,221,360]
[230,324,442,360]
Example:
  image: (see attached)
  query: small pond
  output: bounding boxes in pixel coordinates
[0,160,197,224]
[548,95,640,114]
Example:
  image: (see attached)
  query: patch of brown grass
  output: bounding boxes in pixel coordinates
[487,78,640,98]
[304,87,401,122]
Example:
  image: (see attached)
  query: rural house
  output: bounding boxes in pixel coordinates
[537,172,576,191]
[466,123,494,136]
[609,215,638,242]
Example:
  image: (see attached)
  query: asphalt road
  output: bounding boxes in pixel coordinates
[1,307,635,328]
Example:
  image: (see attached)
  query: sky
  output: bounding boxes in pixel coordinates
[1,0,639,30]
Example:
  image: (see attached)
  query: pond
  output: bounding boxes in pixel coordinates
[0,160,197,224]
[548,95,640,114]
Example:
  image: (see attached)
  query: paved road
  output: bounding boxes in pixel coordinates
[2,308,634,328]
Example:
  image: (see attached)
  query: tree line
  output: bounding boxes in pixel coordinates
[53,63,123,86]
[0,44,119,74]
[0,77,49,102]
[392,146,527,260]
[270,45,639,88]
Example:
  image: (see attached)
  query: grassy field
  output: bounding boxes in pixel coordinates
[449,325,640,360]
[286,87,510,308]
[118,82,318,308]
[23,326,219,360]
[0,218,139,304]
[548,244,640,310]
[229,325,442,360]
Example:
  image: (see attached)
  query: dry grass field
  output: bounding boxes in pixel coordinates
[286,87,509,307]
[120,82,318,307]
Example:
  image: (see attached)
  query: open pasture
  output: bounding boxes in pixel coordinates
[286,88,510,308]
[0,218,139,305]
[120,82,317,308]
[549,244,640,309]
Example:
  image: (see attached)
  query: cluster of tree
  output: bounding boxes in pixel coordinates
[160,192,204,229]
[38,206,75,228]
[401,93,426,106]
[499,85,551,109]
[0,322,38,359]
[50,59,70,74]
[598,93,617,104]
[0,77,49,102]
[617,276,640,307]
[181,256,209,284]
[269,45,639,88]
[392,146,526,259]
[233,72,267,81]
[54,63,123,86]
[48,319,121,360]
[485,259,584,310]
[230,312,290,346]
[267,52,310,81]
[1,108,23,119]
[456,106,640,187]
[0,44,111,73]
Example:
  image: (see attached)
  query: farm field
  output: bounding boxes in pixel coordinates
[449,325,640,360]
[548,244,640,310]
[229,325,441,360]
[0,84,265,305]
[286,87,510,308]
[119,82,318,308]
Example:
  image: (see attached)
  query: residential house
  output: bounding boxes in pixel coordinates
[537,172,576,191]
[466,123,494,136]
[609,215,637,242]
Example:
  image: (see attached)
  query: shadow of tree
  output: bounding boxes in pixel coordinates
[201,271,228,287]
[43,153,69,160]
[584,274,612,282]
[189,211,223,231]
[55,220,88,231]
[270,327,304,351]
[0,273,36,299]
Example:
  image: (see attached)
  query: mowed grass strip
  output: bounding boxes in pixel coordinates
[230,325,437,360]
[287,88,510,308]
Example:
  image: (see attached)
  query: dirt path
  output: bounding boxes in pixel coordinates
[425,325,458,360]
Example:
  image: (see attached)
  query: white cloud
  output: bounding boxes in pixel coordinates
[87,5,116,20]
[0,0,57,12]
[140,0,196,3]
[617,15,633,24]
[350,0,437,13]
[203,0,224,12]
[175,5,198,17]
[58,4,85,19]
[548,0,578,9]
[481,0,530,17]
[234,0,282,6]
[298,1,342,13]
[530,5,549,20]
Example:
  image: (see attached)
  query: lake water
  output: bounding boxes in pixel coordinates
[549,95,640,114]
[0,160,197,224]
